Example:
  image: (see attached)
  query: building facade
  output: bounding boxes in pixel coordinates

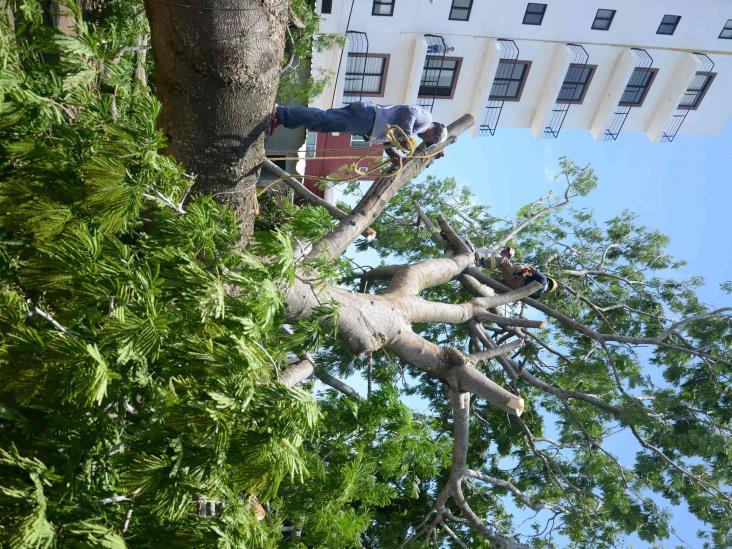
[300,0,732,185]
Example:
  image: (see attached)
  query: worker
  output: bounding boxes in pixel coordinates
[475,252,557,297]
[270,101,448,163]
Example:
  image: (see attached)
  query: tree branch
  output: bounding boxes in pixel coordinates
[307,115,474,262]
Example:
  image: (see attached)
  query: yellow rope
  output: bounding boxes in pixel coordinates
[256,125,446,212]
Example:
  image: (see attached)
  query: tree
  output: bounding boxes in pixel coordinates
[0,3,320,546]
[143,0,289,240]
[281,163,731,547]
[3,1,730,547]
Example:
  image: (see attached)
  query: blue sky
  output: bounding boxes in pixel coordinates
[423,118,732,308]
[417,119,732,547]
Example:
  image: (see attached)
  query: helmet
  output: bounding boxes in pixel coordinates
[545,275,558,293]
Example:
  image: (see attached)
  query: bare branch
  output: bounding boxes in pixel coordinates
[307,115,474,262]
[629,424,732,506]
[466,469,568,513]
[25,306,77,339]
[469,340,524,363]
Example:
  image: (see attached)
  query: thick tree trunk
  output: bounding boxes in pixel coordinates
[143,0,287,241]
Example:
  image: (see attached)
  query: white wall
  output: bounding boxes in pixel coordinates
[312,0,732,141]
[319,0,732,53]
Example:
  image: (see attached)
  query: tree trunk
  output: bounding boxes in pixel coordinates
[143,0,287,241]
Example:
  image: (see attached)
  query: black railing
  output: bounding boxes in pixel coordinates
[417,34,449,113]
[603,48,654,141]
[342,30,369,105]
[544,44,589,139]
[479,39,519,137]
[660,53,715,143]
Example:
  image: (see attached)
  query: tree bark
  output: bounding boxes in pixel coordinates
[144,0,287,241]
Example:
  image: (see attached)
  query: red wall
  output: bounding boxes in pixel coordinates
[303,132,384,197]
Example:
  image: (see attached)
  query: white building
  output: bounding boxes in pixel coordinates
[310,0,732,142]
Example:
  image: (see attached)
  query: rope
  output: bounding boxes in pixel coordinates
[256,125,445,214]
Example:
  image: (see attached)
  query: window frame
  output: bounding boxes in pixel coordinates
[657,14,681,35]
[344,53,390,97]
[522,3,547,25]
[719,19,732,39]
[591,8,616,30]
[448,0,473,21]
[618,67,658,107]
[417,56,463,100]
[556,64,597,105]
[371,0,394,16]
[350,135,372,147]
[678,72,716,110]
[320,0,332,14]
[489,59,532,102]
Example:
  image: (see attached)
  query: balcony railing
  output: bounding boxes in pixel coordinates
[479,39,519,137]
[544,44,589,139]
[417,34,449,113]
[603,48,654,141]
[342,30,370,105]
[660,53,715,143]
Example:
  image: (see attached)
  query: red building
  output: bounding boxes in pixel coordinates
[303,131,385,198]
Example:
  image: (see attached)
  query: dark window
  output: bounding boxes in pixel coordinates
[344,54,389,96]
[678,72,716,110]
[522,3,546,25]
[619,67,658,106]
[557,64,597,104]
[657,14,681,35]
[449,0,473,21]
[372,0,394,16]
[591,9,615,30]
[321,0,332,14]
[719,19,732,39]
[489,60,532,101]
[418,57,462,99]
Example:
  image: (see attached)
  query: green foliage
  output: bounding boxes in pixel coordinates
[0,3,321,546]
[277,0,344,104]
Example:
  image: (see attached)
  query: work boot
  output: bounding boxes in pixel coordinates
[269,104,281,135]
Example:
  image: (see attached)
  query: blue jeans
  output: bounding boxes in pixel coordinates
[278,101,376,136]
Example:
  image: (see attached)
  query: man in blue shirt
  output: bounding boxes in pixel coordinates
[271,101,448,148]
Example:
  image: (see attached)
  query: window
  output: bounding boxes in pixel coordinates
[372,0,394,16]
[350,135,371,147]
[591,9,615,30]
[522,3,546,25]
[344,54,389,96]
[489,60,531,101]
[657,15,681,35]
[719,19,732,39]
[449,0,473,21]
[418,57,462,98]
[320,0,332,14]
[557,64,596,104]
[619,67,658,106]
[678,72,716,110]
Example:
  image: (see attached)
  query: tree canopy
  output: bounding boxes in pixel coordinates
[1,1,730,548]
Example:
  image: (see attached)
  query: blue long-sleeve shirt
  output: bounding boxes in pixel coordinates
[368,104,433,144]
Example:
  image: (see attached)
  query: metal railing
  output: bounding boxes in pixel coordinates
[342,30,369,105]
[479,39,520,137]
[603,48,654,141]
[417,34,449,113]
[544,44,589,139]
[660,53,715,143]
